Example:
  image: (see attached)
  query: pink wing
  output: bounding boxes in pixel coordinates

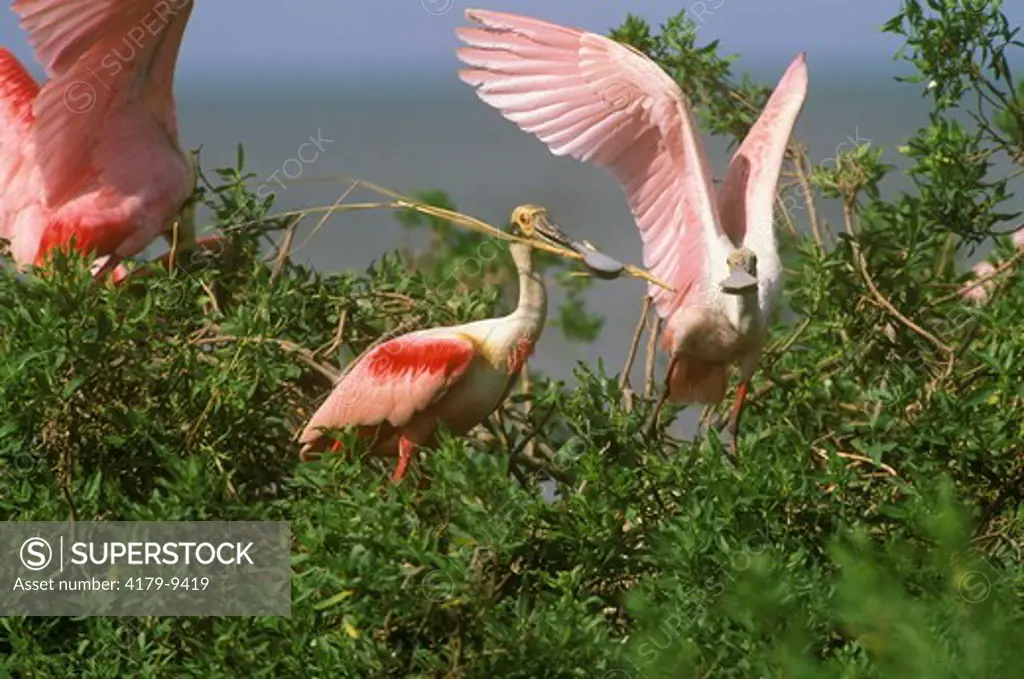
[455,9,723,319]
[299,334,476,453]
[0,48,46,265]
[13,0,194,206]
[718,53,808,249]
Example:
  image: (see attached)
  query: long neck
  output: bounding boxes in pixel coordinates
[512,268,547,339]
[726,289,761,336]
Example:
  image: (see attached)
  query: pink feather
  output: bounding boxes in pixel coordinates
[718,54,808,249]
[1,0,194,270]
[299,335,477,457]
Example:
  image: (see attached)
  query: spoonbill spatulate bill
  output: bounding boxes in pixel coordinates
[1,0,200,279]
[455,9,808,452]
[299,206,594,484]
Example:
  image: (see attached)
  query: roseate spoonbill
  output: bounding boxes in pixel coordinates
[0,0,199,279]
[455,9,808,452]
[299,205,587,484]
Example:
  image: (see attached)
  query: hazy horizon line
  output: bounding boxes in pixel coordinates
[176,55,924,94]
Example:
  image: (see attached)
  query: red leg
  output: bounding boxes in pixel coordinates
[393,435,416,484]
[724,380,749,456]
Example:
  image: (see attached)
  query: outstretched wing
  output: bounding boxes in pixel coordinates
[12,0,193,206]
[455,8,726,319]
[718,53,808,315]
[298,334,476,455]
[0,48,46,265]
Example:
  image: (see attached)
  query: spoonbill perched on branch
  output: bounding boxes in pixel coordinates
[455,9,808,452]
[299,206,591,484]
[1,0,202,279]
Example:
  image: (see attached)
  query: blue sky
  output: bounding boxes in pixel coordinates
[0,1,935,84]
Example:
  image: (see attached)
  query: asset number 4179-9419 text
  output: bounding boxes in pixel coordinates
[124,577,210,591]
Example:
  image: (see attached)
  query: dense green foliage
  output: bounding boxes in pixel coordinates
[1,1,1022,676]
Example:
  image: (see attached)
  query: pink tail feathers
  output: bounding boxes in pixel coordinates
[667,356,729,405]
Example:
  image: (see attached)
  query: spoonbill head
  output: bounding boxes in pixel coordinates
[721,249,760,296]
[512,204,627,279]
[511,204,561,243]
